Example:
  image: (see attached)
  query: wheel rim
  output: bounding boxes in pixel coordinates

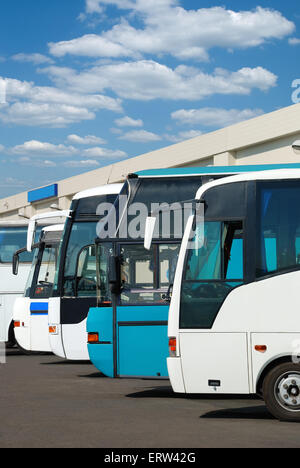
[275,372,300,412]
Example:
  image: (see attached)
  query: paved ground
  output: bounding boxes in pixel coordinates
[1,349,300,448]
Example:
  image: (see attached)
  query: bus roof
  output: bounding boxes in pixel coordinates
[195,168,300,200]
[73,183,123,201]
[136,163,300,178]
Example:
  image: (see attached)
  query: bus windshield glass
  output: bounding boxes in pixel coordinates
[96,242,180,306]
[25,244,59,298]
[62,222,98,297]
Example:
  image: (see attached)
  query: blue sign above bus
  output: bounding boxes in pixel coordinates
[28,184,58,203]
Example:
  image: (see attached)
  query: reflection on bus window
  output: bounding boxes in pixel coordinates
[180,220,243,329]
[120,244,180,305]
[0,227,33,264]
[34,246,58,299]
[76,245,97,297]
[97,243,113,306]
[257,183,300,278]
[63,222,97,297]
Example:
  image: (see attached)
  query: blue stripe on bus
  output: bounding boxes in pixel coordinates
[30,303,49,315]
[136,163,300,177]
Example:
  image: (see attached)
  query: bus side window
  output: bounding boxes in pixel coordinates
[180,220,244,329]
[225,222,244,280]
[159,244,180,287]
[257,183,300,278]
[120,245,155,304]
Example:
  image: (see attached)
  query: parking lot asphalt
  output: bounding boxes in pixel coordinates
[1,349,300,448]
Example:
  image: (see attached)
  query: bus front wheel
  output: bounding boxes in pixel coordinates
[263,363,300,422]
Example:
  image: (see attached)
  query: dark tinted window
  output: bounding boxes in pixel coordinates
[0,227,33,263]
[120,243,180,305]
[75,194,118,219]
[118,177,204,239]
[256,181,300,278]
[63,222,98,297]
[180,220,243,329]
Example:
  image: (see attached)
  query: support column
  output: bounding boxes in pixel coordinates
[213,151,236,166]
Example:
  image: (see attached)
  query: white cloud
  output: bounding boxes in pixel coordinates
[44,61,277,102]
[3,77,122,112]
[11,140,79,157]
[171,107,264,128]
[63,159,100,168]
[119,129,162,142]
[67,134,107,145]
[83,147,128,158]
[18,157,57,168]
[0,177,27,188]
[0,102,95,127]
[52,4,294,61]
[12,53,54,65]
[85,0,177,14]
[289,38,300,46]
[8,139,127,166]
[49,35,139,59]
[164,129,202,143]
[0,144,5,152]
[0,76,123,127]
[115,116,143,127]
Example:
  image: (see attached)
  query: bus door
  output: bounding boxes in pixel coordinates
[179,219,249,394]
[116,242,179,378]
[61,244,98,359]
[89,242,180,378]
[29,243,58,351]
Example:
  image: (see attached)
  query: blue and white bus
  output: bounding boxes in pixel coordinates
[165,168,300,422]
[0,221,36,348]
[86,164,300,379]
[13,224,64,353]
[48,184,123,361]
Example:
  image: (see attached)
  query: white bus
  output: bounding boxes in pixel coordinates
[13,224,64,353]
[165,169,300,422]
[48,184,123,361]
[0,221,35,347]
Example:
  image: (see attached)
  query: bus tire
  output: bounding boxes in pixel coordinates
[5,321,16,348]
[263,362,300,422]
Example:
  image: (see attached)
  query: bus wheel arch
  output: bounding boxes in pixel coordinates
[5,321,16,348]
[262,361,300,421]
[256,356,294,396]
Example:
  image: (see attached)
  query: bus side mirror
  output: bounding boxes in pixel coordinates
[162,284,173,304]
[12,254,20,276]
[144,216,157,250]
[109,255,121,295]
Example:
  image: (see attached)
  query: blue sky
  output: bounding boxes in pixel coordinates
[0,0,300,198]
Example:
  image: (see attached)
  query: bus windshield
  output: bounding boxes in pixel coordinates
[25,243,60,298]
[96,243,113,306]
[62,222,98,297]
[96,242,180,306]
